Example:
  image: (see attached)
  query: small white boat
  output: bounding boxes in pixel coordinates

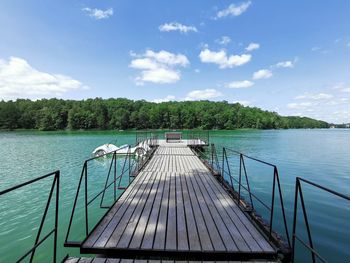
[92,140,151,157]
[92,144,129,157]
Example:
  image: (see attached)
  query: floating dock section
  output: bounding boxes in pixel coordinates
[73,141,281,262]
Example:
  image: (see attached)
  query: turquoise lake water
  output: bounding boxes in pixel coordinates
[0,129,349,262]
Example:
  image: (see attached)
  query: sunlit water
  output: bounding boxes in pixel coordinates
[0,129,349,262]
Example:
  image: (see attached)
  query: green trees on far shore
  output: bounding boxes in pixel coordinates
[0,98,329,131]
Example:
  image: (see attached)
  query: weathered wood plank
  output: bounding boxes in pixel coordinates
[153,171,171,249]
[141,171,167,249]
[195,171,250,252]
[166,171,177,250]
[128,169,161,248]
[92,171,152,248]
[201,170,274,252]
[118,170,161,248]
[186,170,226,252]
[105,171,156,248]
[183,170,213,251]
[179,172,201,251]
[175,171,189,251]
[83,168,150,247]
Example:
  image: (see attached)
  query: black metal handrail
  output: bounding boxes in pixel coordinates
[202,144,290,249]
[291,177,350,263]
[0,170,60,263]
[135,131,159,146]
[64,143,156,247]
[183,130,210,146]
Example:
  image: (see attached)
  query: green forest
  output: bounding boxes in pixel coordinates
[0,98,329,131]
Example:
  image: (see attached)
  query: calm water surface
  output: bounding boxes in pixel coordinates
[0,129,349,262]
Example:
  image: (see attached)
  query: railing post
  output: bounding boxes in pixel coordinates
[221,148,225,182]
[84,162,89,236]
[65,163,85,245]
[291,178,300,263]
[29,172,57,263]
[275,168,291,248]
[128,146,131,183]
[241,156,254,210]
[211,144,214,168]
[114,152,117,201]
[269,169,276,240]
[298,180,316,263]
[53,171,59,263]
[225,152,235,191]
[238,154,242,204]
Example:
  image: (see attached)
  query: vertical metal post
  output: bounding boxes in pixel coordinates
[114,152,117,201]
[275,168,291,248]
[298,181,316,263]
[221,147,225,183]
[241,156,254,210]
[238,154,242,204]
[269,170,276,240]
[84,162,89,236]
[225,152,235,191]
[65,164,85,244]
[29,173,57,263]
[291,179,300,263]
[54,171,59,263]
[128,146,131,184]
[211,144,214,167]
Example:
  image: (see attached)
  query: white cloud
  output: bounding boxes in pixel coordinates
[144,50,189,67]
[152,95,176,103]
[216,36,231,45]
[199,48,251,69]
[159,22,197,33]
[129,58,158,70]
[82,7,113,20]
[245,42,260,51]
[332,82,350,93]
[252,69,273,80]
[295,93,333,100]
[226,80,254,89]
[0,57,86,100]
[136,68,180,85]
[129,49,189,85]
[185,89,222,101]
[287,102,313,109]
[216,1,252,19]
[275,60,295,68]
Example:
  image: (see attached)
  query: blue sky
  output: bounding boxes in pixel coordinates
[0,0,350,123]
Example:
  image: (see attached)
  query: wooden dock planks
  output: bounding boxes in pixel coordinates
[81,145,276,260]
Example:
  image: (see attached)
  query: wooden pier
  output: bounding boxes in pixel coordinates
[73,141,279,262]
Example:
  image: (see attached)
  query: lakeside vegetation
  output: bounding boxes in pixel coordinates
[0,98,329,131]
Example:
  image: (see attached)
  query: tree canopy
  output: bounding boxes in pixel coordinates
[0,98,329,131]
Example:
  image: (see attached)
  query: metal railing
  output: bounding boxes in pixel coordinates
[64,144,156,247]
[197,144,291,251]
[291,177,350,263]
[0,171,60,263]
[183,130,210,145]
[135,131,159,146]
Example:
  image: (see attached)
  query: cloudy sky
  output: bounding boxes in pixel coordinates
[0,0,350,123]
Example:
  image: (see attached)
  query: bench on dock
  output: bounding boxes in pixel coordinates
[165,132,182,142]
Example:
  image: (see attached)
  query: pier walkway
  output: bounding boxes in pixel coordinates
[80,142,277,261]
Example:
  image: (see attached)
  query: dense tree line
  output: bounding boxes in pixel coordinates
[0,98,329,131]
